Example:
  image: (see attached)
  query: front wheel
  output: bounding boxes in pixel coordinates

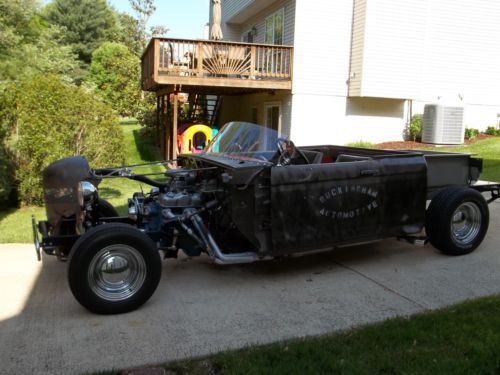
[68,223,162,314]
[426,187,489,255]
[94,198,119,218]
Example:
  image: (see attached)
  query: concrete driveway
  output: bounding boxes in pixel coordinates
[1,200,499,374]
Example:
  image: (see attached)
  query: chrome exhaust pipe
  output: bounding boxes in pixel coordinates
[189,211,261,265]
[207,233,259,265]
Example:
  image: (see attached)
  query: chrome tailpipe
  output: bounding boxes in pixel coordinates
[206,233,260,265]
[189,211,263,265]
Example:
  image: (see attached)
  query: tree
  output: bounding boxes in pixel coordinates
[129,0,156,48]
[128,0,169,49]
[150,25,169,38]
[0,0,39,52]
[0,0,78,82]
[116,12,143,56]
[43,0,118,66]
[0,0,79,205]
[0,90,14,204]
[3,75,125,205]
[89,42,142,117]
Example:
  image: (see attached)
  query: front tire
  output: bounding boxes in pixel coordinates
[68,223,161,314]
[95,198,119,218]
[426,187,489,255]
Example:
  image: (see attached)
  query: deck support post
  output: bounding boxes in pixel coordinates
[159,95,166,159]
[156,95,161,148]
[172,88,179,162]
[166,94,171,160]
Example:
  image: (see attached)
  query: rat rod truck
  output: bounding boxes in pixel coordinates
[33,122,500,314]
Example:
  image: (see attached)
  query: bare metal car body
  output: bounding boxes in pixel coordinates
[33,122,500,314]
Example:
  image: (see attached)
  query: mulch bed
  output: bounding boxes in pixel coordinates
[375,141,423,150]
[375,134,493,150]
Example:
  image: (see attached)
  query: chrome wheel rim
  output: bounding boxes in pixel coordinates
[451,202,482,246]
[88,245,146,301]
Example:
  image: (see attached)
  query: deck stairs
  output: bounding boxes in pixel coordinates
[188,94,222,128]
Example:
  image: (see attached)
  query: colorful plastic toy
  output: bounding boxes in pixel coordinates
[177,123,218,154]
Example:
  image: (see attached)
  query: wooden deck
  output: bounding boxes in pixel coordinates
[141,38,293,92]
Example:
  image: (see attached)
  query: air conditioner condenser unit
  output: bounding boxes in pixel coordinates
[422,104,464,145]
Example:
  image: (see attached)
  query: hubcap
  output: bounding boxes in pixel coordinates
[88,245,146,301]
[451,202,482,246]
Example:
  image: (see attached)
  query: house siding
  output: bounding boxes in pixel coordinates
[348,0,366,96]
[350,0,500,106]
[213,0,251,41]
[221,0,254,21]
[292,0,353,96]
[238,0,295,45]
[420,0,500,106]
[355,0,427,99]
[209,0,500,145]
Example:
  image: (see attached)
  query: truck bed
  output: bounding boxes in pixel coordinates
[301,145,482,198]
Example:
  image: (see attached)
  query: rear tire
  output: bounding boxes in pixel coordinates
[68,223,161,314]
[426,187,489,255]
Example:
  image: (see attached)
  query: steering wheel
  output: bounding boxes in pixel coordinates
[277,138,309,166]
[226,142,242,153]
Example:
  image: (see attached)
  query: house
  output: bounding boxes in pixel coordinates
[141,0,500,157]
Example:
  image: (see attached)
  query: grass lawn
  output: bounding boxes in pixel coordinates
[0,120,162,243]
[95,294,500,374]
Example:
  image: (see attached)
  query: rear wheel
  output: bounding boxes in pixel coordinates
[426,187,489,255]
[68,223,161,314]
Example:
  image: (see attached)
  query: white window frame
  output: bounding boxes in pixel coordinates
[251,106,258,124]
[265,8,285,45]
[264,101,282,134]
[241,28,255,43]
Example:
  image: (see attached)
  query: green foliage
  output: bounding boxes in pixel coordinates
[129,0,156,48]
[89,42,141,117]
[150,25,169,38]
[0,109,15,204]
[485,126,500,136]
[115,13,144,56]
[345,141,375,149]
[464,127,480,140]
[137,92,158,132]
[406,114,422,142]
[0,0,78,82]
[3,75,125,205]
[0,120,163,243]
[0,0,39,52]
[43,0,118,66]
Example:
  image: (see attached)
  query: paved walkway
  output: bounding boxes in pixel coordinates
[1,200,499,374]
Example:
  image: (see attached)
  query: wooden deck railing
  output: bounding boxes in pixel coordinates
[141,38,293,91]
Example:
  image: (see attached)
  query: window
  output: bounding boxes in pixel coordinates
[251,107,258,124]
[264,102,282,133]
[265,9,284,45]
[242,29,254,43]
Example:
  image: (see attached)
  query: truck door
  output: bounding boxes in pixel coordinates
[269,155,427,255]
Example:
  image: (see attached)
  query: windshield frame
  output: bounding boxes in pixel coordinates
[203,121,284,163]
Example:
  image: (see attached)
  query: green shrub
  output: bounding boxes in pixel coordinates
[345,141,375,149]
[485,126,500,136]
[465,128,480,140]
[3,75,125,205]
[406,115,422,142]
[88,42,142,117]
[0,125,15,205]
